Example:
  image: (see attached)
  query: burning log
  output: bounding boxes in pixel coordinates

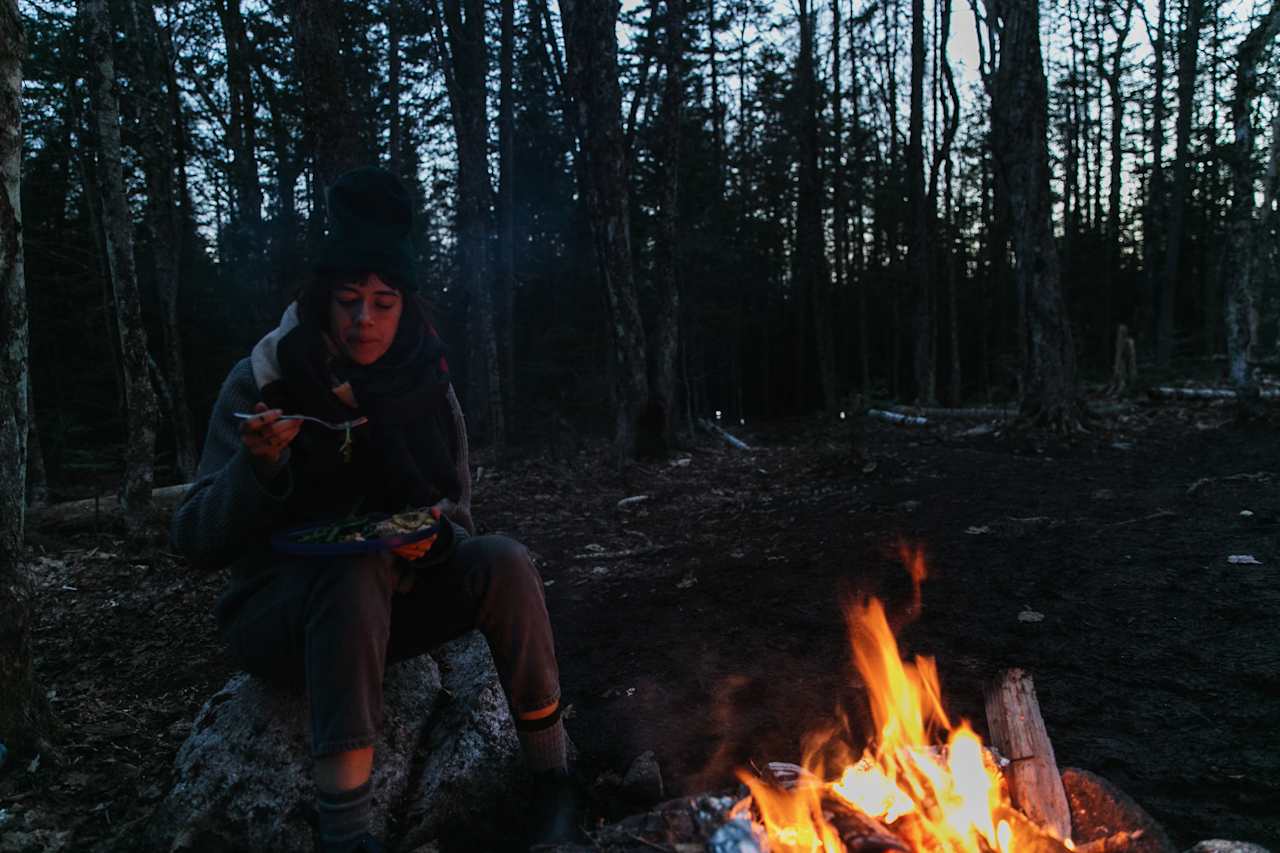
[983,669,1072,844]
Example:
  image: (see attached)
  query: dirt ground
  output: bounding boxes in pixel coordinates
[2,396,1278,851]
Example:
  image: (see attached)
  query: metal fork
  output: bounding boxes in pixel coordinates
[233,412,369,431]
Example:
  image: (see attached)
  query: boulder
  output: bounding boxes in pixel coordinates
[1184,843,1271,853]
[147,656,441,852]
[149,631,528,852]
[397,635,524,850]
[1061,768,1177,853]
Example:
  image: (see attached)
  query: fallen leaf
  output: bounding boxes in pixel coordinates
[1227,555,1262,565]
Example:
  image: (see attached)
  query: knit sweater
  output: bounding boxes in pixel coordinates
[170,358,297,572]
[170,357,473,578]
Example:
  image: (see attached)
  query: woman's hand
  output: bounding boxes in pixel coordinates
[392,504,451,591]
[240,402,302,478]
[391,504,447,563]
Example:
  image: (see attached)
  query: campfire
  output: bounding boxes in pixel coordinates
[724,551,1077,853]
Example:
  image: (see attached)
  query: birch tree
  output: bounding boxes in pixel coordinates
[1,0,49,756]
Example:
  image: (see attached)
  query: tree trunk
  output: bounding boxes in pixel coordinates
[1104,0,1135,335]
[216,0,267,320]
[25,384,48,508]
[796,0,837,412]
[0,0,49,759]
[1140,0,1167,350]
[558,0,648,459]
[1223,0,1280,385]
[831,0,847,392]
[986,0,1081,428]
[388,0,404,176]
[1158,0,1206,365]
[434,0,504,450]
[290,0,362,195]
[498,0,516,433]
[255,62,302,314]
[908,0,934,405]
[647,0,683,453]
[130,0,196,481]
[80,0,159,527]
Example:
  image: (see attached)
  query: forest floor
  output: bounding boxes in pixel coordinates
[1,393,1278,852]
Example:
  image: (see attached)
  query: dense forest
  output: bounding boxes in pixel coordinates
[3,2,1280,848]
[6,0,1280,505]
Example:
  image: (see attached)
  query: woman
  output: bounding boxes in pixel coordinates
[171,167,574,852]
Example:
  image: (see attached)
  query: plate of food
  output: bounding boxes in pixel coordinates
[271,508,442,556]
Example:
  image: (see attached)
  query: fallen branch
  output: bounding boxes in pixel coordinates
[886,405,1014,420]
[1187,471,1273,497]
[27,483,194,530]
[570,546,667,561]
[1148,386,1280,401]
[1094,509,1178,535]
[697,418,751,450]
[866,408,928,426]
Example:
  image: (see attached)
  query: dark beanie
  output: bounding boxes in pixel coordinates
[316,166,417,292]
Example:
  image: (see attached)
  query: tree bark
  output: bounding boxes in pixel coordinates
[290,0,362,195]
[1,0,50,756]
[796,0,837,412]
[25,384,47,508]
[985,0,1082,428]
[1139,0,1167,350]
[1223,0,1280,385]
[908,0,934,405]
[647,0,683,452]
[130,0,196,481]
[558,0,648,459]
[253,60,302,314]
[433,0,504,450]
[80,0,160,527]
[1158,0,1206,365]
[388,0,404,175]
[1104,0,1135,334]
[498,0,516,431]
[216,0,267,319]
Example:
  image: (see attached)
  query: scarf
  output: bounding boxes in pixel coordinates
[248,303,462,523]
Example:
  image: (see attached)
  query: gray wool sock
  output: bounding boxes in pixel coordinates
[518,717,568,774]
[316,779,373,850]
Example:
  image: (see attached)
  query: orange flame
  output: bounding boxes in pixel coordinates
[739,553,1015,853]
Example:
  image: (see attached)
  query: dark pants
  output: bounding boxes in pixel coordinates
[216,535,560,756]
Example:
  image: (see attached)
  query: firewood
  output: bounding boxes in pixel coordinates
[984,668,1072,843]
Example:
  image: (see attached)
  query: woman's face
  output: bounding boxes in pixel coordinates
[328,273,403,365]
